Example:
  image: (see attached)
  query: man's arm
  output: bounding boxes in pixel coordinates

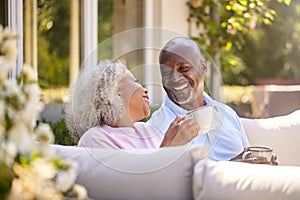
[230,147,278,165]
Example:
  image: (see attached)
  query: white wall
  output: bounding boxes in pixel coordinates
[160,0,189,36]
[144,0,190,106]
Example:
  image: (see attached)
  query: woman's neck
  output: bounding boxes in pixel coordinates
[114,113,135,128]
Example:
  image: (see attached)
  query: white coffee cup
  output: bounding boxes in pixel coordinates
[186,105,217,135]
[248,145,273,162]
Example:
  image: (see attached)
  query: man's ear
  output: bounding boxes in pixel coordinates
[201,58,207,73]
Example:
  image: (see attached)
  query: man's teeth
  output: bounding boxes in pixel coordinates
[174,83,189,90]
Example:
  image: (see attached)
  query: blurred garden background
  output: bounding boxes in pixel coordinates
[36,0,300,89]
[3,2,299,198]
[1,0,300,145]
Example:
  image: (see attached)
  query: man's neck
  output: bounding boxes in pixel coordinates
[179,96,205,111]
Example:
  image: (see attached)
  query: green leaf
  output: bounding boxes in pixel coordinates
[278,0,292,5]
[264,12,275,20]
[48,119,76,146]
[277,0,292,5]
[284,0,292,5]
[0,161,13,199]
[18,155,30,166]
[226,5,232,10]
[270,10,277,16]
[238,0,248,7]
[221,22,228,28]
[225,42,233,51]
[228,58,238,66]
[263,18,272,25]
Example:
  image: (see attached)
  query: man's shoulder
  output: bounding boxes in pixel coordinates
[208,98,241,125]
[148,104,169,123]
[147,102,175,134]
[213,100,235,112]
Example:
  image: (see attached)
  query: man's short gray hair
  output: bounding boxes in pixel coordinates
[65,59,127,141]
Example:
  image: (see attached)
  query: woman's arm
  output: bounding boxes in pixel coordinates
[160,116,200,147]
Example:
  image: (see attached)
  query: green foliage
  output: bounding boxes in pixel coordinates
[37,0,70,87]
[187,0,292,77]
[98,0,113,44]
[98,0,114,60]
[221,52,249,84]
[188,0,282,53]
[224,0,300,84]
[0,161,13,200]
[37,0,114,87]
[48,119,76,146]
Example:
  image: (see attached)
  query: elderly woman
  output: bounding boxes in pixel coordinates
[65,59,199,149]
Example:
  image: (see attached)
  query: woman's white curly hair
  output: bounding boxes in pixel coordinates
[65,59,127,142]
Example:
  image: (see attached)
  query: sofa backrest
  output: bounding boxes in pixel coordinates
[241,110,300,166]
[51,144,205,200]
[51,110,300,199]
[193,159,300,200]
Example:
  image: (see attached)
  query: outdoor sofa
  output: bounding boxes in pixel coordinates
[52,109,300,200]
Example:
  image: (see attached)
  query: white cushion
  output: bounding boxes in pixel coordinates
[241,110,300,166]
[52,144,204,200]
[193,159,300,200]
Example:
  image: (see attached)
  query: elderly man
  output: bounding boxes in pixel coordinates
[148,37,275,164]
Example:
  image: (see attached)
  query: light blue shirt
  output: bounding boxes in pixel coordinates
[147,92,250,161]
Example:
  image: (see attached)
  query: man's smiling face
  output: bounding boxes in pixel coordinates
[160,43,206,110]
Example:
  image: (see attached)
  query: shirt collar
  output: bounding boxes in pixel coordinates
[165,95,187,115]
[203,91,214,105]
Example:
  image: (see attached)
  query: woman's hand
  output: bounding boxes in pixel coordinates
[160,116,200,147]
[230,148,278,165]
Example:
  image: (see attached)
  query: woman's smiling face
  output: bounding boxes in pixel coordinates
[160,44,206,110]
[118,70,150,122]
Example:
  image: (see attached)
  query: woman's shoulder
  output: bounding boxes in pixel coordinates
[133,122,163,138]
[78,126,115,148]
[84,126,104,134]
[134,122,154,129]
[79,126,112,141]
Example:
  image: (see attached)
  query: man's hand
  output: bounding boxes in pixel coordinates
[231,147,278,165]
[160,116,200,147]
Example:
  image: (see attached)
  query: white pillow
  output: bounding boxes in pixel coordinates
[52,144,205,200]
[193,159,300,200]
[241,110,300,166]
